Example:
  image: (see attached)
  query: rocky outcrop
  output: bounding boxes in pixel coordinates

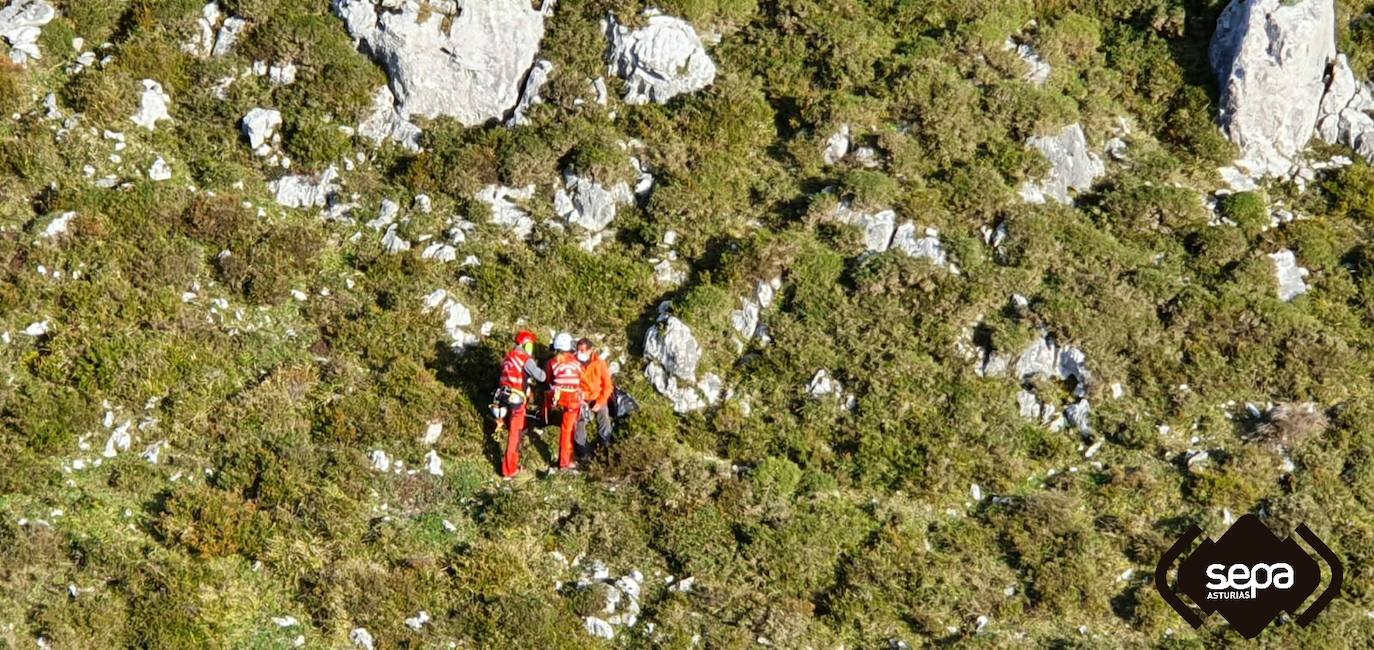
[644,308,722,413]
[0,0,55,65]
[335,0,551,126]
[1209,0,1336,178]
[1270,249,1310,301]
[831,201,959,271]
[474,184,536,239]
[1019,124,1104,204]
[730,277,782,350]
[357,86,421,152]
[554,172,634,250]
[606,12,716,105]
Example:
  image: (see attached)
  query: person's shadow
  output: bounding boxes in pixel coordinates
[429,340,556,474]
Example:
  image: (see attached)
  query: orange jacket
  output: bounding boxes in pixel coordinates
[580,352,614,407]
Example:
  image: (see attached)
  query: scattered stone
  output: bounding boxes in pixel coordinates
[730,277,782,349]
[1019,124,1104,204]
[39,211,75,239]
[335,0,550,126]
[268,62,297,86]
[422,421,443,445]
[102,421,131,458]
[271,166,340,209]
[606,12,717,105]
[834,202,897,253]
[806,369,841,398]
[1210,0,1334,179]
[273,616,299,628]
[381,224,410,254]
[349,627,374,650]
[1270,249,1310,301]
[823,124,850,165]
[148,157,172,181]
[0,0,55,64]
[584,616,615,640]
[131,80,172,131]
[422,289,476,348]
[475,184,537,239]
[404,610,430,630]
[1004,37,1051,85]
[142,440,166,464]
[424,450,443,476]
[891,223,957,274]
[241,107,282,151]
[22,320,49,336]
[369,450,392,472]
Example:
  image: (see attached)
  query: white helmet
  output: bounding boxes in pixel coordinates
[552,332,574,352]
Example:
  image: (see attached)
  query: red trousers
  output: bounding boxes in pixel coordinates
[501,404,526,477]
[556,393,580,468]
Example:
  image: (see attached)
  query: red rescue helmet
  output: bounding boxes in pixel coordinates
[515,330,537,346]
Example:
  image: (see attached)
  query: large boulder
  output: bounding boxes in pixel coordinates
[334,0,551,126]
[606,12,716,105]
[1019,124,1104,204]
[1209,0,1335,178]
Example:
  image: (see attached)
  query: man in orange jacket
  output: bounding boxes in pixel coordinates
[575,338,615,459]
[499,330,545,478]
[546,332,583,471]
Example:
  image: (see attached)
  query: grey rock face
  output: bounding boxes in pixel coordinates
[1209,0,1335,178]
[509,59,554,126]
[643,312,720,412]
[1019,124,1104,204]
[0,0,55,64]
[1316,54,1374,159]
[834,202,897,253]
[335,0,550,126]
[1004,38,1050,85]
[606,13,716,105]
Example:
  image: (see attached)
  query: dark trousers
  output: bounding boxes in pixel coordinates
[575,405,613,457]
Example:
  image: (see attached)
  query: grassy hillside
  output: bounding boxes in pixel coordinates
[3,0,1374,646]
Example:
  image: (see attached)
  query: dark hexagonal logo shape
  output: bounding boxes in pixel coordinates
[1155,514,1342,639]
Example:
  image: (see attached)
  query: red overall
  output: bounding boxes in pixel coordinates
[500,347,533,477]
[548,352,583,468]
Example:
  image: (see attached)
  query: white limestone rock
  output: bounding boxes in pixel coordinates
[643,313,720,413]
[349,627,375,650]
[131,80,172,131]
[730,277,781,349]
[554,172,634,246]
[334,0,550,126]
[39,211,75,239]
[475,184,537,239]
[1004,38,1051,85]
[271,166,340,209]
[806,369,841,398]
[833,202,896,253]
[1316,54,1374,159]
[423,289,476,347]
[148,157,172,181]
[241,107,282,150]
[1270,248,1310,301]
[0,0,54,64]
[891,223,957,273]
[606,13,717,105]
[509,58,553,126]
[357,85,421,152]
[823,124,851,165]
[1209,0,1335,179]
[1019,124,1104,204]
